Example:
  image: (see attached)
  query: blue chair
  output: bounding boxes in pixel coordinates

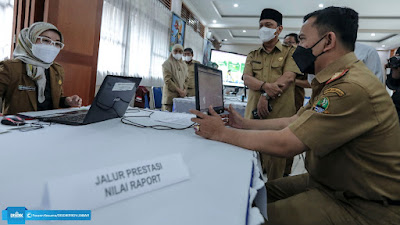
[144,93,150,108]
[152,87,162,109]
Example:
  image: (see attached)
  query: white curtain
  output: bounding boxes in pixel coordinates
[0,0,13,60]
[184,25,204,63]
[97,0,172,87]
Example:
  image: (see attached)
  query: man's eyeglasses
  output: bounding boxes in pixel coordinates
[36,36,65,49]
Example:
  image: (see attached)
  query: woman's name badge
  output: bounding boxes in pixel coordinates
[18,85,36,91]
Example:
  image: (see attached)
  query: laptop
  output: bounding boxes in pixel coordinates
[39,75,142,125]
[194,64,224,114]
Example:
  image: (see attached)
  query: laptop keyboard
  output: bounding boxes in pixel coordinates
[44,110,88,123]
[53,113,87,123]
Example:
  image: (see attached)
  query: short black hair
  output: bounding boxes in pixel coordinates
[284,33,299,44]
[304,6,358,51]
[184,48,193,54]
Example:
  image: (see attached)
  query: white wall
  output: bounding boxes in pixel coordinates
[171,0,182,16]
[220,44,260,56]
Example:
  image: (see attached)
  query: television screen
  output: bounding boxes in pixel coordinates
[210,49,246,87]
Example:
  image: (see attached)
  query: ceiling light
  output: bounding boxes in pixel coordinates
[233,3,239,7]
[382,45,386,47]
[212,20,217,23]
[224,39,228,41]
[243,30,246,33]
[318,3,324,8]
[371,33,376,36]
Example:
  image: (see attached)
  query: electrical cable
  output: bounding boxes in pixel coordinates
[121,109,195,130]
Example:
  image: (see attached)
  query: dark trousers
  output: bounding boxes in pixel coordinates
[392,91,400,122]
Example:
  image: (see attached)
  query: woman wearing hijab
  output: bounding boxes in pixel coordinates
[0,22,82,115]
[161,44,188,112]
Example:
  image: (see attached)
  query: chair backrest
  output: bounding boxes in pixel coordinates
[152,86,162,109]
[134,86,150,108]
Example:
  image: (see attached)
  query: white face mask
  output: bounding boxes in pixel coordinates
[173,53,183,60]
[32,44,61,63]
[258,27,277,43]
[183,56,192,62]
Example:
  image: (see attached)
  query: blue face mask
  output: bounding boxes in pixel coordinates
[292,34,327,74]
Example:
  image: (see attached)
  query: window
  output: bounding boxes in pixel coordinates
[97,0,171,86]
[0,0,14,60]
[159,0,171,10]
[181,3,205,38]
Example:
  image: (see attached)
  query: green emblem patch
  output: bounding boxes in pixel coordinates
[314,97,329,113]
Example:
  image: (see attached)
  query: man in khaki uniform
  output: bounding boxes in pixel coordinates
[283,33,311,112]
[161,44,188,112]
[183,48,201,97]
[282,33,310,176]
[243,8,301,180]
[190,6,400,224]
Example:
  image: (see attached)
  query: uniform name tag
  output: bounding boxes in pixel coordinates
[18,85,36,91]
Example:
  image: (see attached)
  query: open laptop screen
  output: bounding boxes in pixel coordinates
[195,64,224,114]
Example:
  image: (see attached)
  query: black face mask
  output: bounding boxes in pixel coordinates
[292,35,327,74]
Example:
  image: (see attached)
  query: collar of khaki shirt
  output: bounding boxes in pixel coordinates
[258,40,283,54]
[315,52,359,84]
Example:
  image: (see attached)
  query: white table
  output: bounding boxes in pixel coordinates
[173,96,247,116]
[0,109,265,225]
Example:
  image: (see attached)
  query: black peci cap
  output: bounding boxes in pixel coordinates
[260,8,282,25]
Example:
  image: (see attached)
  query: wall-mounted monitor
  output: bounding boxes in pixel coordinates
[210,49,246,87]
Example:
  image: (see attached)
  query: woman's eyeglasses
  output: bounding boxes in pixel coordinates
[36,36,65,49]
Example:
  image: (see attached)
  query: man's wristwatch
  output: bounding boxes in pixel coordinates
[261,92,270,100]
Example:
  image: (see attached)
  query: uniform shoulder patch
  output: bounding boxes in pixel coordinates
[326,69,349,85]
[313,97,330,113]
[323,88,345,97]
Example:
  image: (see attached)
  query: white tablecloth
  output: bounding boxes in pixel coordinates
[173,96,247,116]
[0,109,265,225]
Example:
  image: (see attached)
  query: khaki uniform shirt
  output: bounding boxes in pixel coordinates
[162,56,188,105]
[185,60,200,97]
[243,41,301,119]
[0,59,66,115]
[289,52,400,201]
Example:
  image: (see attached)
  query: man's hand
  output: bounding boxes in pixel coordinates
[178,89,187,97]
[257,96,270,119]
[65,95,82,107]
[189,106,226,140]
[263,82,284,98]
[222,104,245,129]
